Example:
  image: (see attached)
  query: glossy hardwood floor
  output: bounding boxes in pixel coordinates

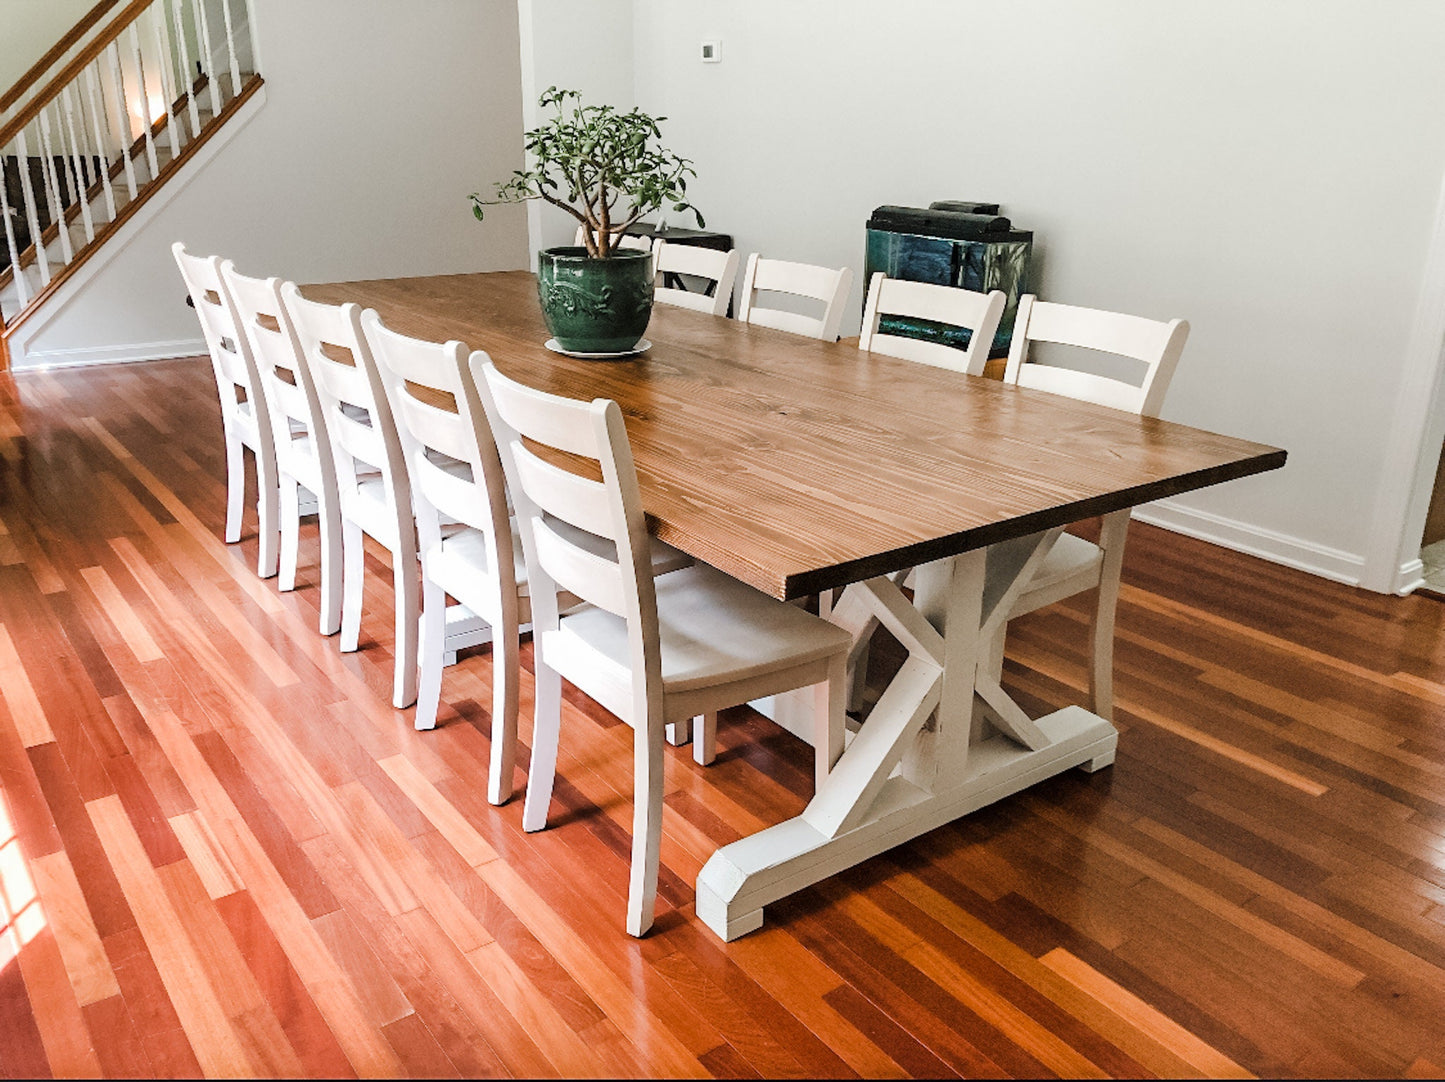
[1,357,1443,1078]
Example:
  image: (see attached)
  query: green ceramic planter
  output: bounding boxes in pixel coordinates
[536,246,654,354]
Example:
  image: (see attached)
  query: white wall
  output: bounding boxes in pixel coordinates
[516,0,635,252]
[631,0,1445,584]
[17,0,530,363]
[0,0,96,93]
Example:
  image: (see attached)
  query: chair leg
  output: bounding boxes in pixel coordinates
[316,487,342,636]
[814,653,847,789]
[665,719,692,746]
[223,433,244,544]
[391,551,419,709]
[522,661,562,833]
[626,712,666,938]
[487,612,519,806]
[413,578,446,732]
[278,479,301,593]
[1089,511,1131,722]
[339,519,363,653]
[692,713,717,766]
[255,445,280,580]
[847,636,872,713]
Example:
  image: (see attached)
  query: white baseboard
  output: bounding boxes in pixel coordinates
[1134,498,1366,587]
[1393,557,1426,596]
[17,338,206,369]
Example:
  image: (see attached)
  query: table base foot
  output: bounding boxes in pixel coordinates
[696,705,1115,942]
[696,881,763,941]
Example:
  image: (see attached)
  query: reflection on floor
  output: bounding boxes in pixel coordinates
[1422,539,1445,593]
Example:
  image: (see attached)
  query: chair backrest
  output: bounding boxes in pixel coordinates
[220,262,333,485]
[1003,295,1189,417]
[363,311,511,563]
[476,361,662,715]
[652,240,739,317]
[737,254,853,341]
[858,272,1006,375]
[279,283,412,540]
[172,243,270,438]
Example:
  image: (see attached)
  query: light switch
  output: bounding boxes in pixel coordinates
[701,39,721,63]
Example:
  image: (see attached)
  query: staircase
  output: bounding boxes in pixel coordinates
[0,0,261,368]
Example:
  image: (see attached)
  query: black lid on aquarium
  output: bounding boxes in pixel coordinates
[867,205,1028,242]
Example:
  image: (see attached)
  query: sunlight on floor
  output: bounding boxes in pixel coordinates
[0,788,46,974]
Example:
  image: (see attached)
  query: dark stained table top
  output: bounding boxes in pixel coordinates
[303,271,1285,599]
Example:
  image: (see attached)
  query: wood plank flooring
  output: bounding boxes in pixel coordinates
[1,356,1443,1078]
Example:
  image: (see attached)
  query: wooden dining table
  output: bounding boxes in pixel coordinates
[303,270,1286,941]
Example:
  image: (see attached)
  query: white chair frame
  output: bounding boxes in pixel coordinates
[173,243,280,578]
[280,284,422,709]
[652,240,739,317]
[997,295,1190,719]
[737,254,853,341]
[364,314,528,803]
[221,264,342,635]
[478,361,851,936]
[859,272,1006,374]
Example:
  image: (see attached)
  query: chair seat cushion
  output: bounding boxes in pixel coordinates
[552,563,849,695]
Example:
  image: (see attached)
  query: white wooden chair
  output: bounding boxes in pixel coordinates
[840,273,1009,701]
[652,240,738,317]
[859,272,1006,374]
[173,243,280,578]
[220,263,344,636]
[736,254,853,341]
[477,360,852,936]
[998,295,1190,719]
[361,314,525,801]
[364,316,692,802]
[280,283,423,709]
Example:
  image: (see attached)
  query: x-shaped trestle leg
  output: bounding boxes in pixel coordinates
[698,530,1119,941]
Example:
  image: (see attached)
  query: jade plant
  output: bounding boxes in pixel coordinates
[471,86,702,258]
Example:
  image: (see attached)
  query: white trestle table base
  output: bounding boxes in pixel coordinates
[705,529,1113,941]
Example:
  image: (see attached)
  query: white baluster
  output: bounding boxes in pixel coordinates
[84,63,119,221]
[59,86,96,245]
[13,127,50,285]
[36,107,75,266]
[219,0,243,98]
[171,0,202,135]
[195,0,222,117]
[128,23,159,180]
[104,42,139,201]
[150,5,182,160]
[0,153,30,308]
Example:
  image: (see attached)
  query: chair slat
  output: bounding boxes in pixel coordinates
[413,455,481,528]
[1013,363,1149,413]
[531,516,629,617]
[329,410,386,469]
[397,392,477,465]
[513,442,614,537]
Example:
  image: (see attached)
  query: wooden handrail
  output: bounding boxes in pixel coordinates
[0,0,126,117]
[0,0,155,149]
